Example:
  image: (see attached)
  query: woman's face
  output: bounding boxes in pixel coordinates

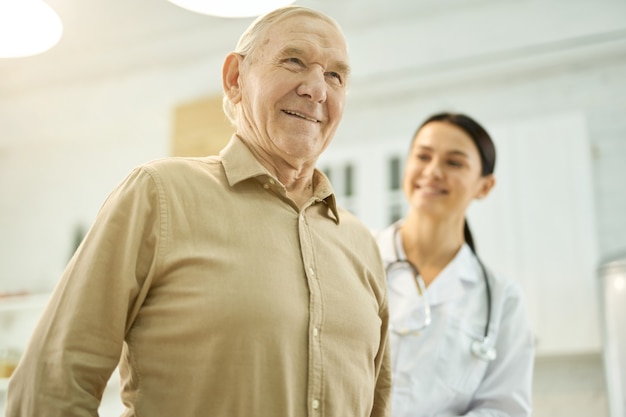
[402,121,495,221]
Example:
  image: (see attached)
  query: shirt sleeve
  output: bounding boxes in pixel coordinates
[6,166,165,417]
[449,281,535,417]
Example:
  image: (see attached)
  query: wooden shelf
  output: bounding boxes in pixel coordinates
[0,294,49,313]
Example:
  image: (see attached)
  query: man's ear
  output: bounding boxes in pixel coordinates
[222,52,244,105]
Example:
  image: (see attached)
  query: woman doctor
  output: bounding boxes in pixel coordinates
[376,112,534,416]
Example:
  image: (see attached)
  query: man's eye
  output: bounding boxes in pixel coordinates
[326,72,343,84]
[448,160,463,167]
[286,57,303,65]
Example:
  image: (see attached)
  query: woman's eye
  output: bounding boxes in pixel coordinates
[416,154,430,162]
[448,160,464,167]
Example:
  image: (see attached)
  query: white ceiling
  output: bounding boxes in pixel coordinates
[1,0,624,96]
[0,0,491,92]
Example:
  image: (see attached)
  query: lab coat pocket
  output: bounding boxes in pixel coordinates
[436,319,490,395]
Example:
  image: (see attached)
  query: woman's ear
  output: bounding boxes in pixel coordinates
[476,174,496,199]
[222,52,244,105]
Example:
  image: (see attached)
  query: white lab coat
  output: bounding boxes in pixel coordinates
[376,222,534,417]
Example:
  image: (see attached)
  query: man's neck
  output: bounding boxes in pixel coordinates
[246,141,317,208]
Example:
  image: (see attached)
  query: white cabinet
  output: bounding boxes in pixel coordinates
[0,293,50,415]
[0,293,124,417]
[319,111,601,355]
[0,292,50,375]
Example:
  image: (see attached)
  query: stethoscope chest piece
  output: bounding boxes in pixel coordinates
[471,338,497,361]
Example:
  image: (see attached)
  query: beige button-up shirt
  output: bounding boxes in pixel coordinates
[7,135,391,417]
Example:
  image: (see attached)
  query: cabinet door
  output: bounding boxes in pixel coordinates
[468,112,600,354]
[171,95,234,157]
[319,112,600,355]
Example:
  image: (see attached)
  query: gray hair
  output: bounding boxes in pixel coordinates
[222,5,345,125]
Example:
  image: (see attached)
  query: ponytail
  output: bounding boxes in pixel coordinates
[464,219,476,254]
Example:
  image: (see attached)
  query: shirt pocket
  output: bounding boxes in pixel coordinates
[435,318,490,395]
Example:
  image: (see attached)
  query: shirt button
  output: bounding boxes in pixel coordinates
[308,267,315,276]
[268,178,275,185]
[312,399,320,410]
[263,183,270,189]
[313,327,319,337]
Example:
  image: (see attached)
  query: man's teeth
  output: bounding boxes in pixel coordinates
[285,110,318,122]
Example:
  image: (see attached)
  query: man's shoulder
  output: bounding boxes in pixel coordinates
[126,156,226,193]
[137,155,223,178]
[142,155,221,170]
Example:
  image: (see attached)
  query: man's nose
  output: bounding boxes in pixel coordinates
[296,68,327,103]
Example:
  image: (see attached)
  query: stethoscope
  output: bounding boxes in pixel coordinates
[386,224,497,361]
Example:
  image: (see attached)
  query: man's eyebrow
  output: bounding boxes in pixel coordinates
[279,47,305,58]
[279,46,351,76]
[334,61,351,77]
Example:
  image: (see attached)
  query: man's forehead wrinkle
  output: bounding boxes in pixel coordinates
[275,44,350,75]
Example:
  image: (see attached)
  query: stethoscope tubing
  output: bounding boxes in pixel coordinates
[387,224,496,360]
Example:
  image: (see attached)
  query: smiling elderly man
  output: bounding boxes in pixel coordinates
[7,6,391,417]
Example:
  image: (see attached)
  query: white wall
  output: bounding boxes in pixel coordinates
[0,60,221,292]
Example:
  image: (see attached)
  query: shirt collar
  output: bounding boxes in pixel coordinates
[382,219,482,305]
[219,135,340,223]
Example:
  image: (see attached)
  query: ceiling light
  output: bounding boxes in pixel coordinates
[168,0,296,18]
[0,0,63,58]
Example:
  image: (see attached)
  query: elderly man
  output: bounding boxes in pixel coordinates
[7,6,391,417]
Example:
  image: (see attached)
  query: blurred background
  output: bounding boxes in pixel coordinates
[1,0,625,415]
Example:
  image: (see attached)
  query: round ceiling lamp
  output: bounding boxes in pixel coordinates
[168,0,296,18]
[0,0,63,58]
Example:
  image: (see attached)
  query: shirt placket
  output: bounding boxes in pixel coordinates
[298,210,324,416]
